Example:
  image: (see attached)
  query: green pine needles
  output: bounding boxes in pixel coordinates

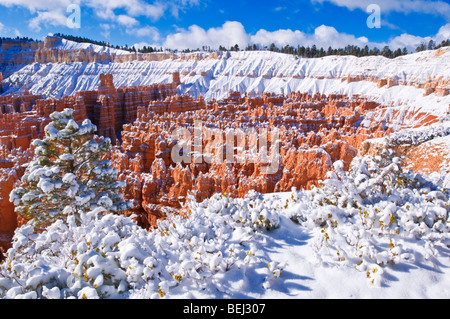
[10,108,131,230]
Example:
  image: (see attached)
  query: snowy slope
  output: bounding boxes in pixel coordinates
[54,38,130,56]
[2,180,449,299]
[2,43,450,123]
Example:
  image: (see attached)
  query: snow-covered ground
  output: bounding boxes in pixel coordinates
[227,195,450,299]
[1,152,449,299]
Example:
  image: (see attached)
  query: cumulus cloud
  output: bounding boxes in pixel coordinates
[163,21,250,50]
[88,0,167,22]
[250,29,306,48]
[387,33,430,50]
[162,21,372,50]
[251,25,370,49]
[312,0,450,20]
[0,0,194,32]
[0,0,73,13]
[158,20,450,54]
[28,10,68,32]
[434,23,450,42]
[116,15,139,28]
[387,23,450,50]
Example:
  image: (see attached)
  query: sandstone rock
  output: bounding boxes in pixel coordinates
[109,90,398,227]
[0,168,18,234]
[0,76,424,239]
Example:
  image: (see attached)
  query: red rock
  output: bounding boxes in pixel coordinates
[0,77,427,236]
[108,90,400,227]
[0,168,18,234]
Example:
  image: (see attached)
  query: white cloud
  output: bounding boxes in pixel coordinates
[312,0,450,20]
[0,0,198,32]
[250,25,370,49]
[88,0,167,21]
[161,22,375,50]
[28,9,68,32]
[132,41,161,50]
[387,23,450,51]
[0,0,73,31]
[126,26,161,41]
[0,0,74,13]
[163,21,370,50]
[116,15,139,28]
[434,23,450,42]
[100,23,112,39]
[313,25,369,47]
[250,29,306,48]
[387,33,429,50]
[159,20,450,53]
[163,21,250,50]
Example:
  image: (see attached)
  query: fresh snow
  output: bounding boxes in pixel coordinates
[2,44,450,124]
[1,152,449,299]
[54,39,131,56]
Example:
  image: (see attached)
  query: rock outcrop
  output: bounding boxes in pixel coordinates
[1,36,175,69]
[0,74,180,244]
[110,91,392,227]
[0,147,32,254]
[0,74,178,149]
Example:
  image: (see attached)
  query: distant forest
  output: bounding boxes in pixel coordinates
[2,33,450,59]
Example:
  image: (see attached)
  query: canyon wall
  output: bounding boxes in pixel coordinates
[2,38,450,101]
[1,41,449,261]
[1,37,231,67]
[0,69,447,257]
[0,37,175,67]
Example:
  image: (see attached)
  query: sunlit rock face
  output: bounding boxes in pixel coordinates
[110,90,402,227]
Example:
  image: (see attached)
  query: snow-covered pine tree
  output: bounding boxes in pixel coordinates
[10,108,131,229]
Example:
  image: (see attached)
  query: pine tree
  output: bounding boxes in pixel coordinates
[10,109,131,229]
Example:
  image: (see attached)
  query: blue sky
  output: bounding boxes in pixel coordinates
[0,0,449,52]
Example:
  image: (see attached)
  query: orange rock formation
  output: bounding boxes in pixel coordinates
[110,91,392,227]
[0,71,443,254]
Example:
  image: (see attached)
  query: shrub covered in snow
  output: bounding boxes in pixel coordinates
[1,144,449,297]
[386,121,450,146]
[0,192,283,299]
[286,149,450,286]
[9,109,131,229]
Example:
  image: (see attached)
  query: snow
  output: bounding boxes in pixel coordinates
[3,44,450,124]
[1,151,449,299]
[55,39,130,56]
